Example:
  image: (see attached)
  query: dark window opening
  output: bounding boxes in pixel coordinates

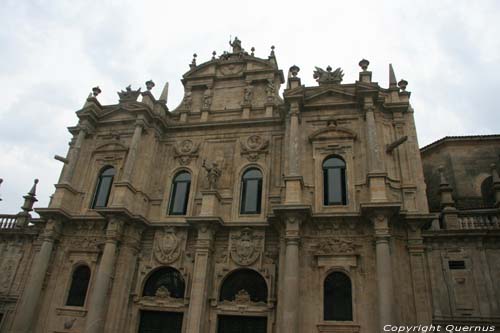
[449,260,466,270]
[91,166,115,208]
[168,171,191,215]
[143,267,185,299]
[240,168,263,214]
[139,311,183,333]
[324,272,352,321]
[219,269,268,303]
[323,156,347,205]
[66,265,91,307]
[217,315,267,333]
[481,176,495,207]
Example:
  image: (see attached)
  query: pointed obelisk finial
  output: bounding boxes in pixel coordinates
[159,82,169,104]
[16,179,39,227]
[389,64,397,88]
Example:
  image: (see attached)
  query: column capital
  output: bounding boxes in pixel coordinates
[41,218,62,242]
[105,217,125,242]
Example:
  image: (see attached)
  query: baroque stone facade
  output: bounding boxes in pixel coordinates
[0,39,499,333]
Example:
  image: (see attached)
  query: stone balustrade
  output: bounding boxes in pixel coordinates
[0,214,17,229]
[457,209,500,229]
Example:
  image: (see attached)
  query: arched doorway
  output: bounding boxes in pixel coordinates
[217,269,268,333]
[138,267,185,333]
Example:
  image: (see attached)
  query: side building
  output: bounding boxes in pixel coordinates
[0,39,499,333]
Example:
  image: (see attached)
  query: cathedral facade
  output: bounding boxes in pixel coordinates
[0,39,499,333]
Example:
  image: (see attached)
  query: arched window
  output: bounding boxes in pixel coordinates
[168,171,191,215]
[323,156,347,205]
[66,265,91,306]
[219,269,268,303]
[324,272,352,321]
[91,166,115,208]
[481,176,495,207]
[240,168,263,214]
[143,267,185,299]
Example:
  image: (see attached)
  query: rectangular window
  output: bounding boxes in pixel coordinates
[448,260,466,270]
[93,176,113,208]
[170,182,189,215]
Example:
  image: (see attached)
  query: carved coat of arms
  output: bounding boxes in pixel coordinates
[173,139,200,165]
[240,135,269,162]
[230,228,262,266]
[154,227,181,264]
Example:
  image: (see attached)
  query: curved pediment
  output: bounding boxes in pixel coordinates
[308,125,357,142]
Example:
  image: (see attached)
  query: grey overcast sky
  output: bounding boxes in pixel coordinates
[1,0,499,214]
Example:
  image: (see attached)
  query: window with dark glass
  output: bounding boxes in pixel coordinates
[168,171,191,215]
[219,269,268,303]
[91,166,115,208]
[240,168,263,214]
[66,265,91,306]
[323,156,347,205]
[143,267,185,298]
[324,272,352,321]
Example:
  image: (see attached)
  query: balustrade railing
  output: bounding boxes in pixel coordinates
[0,214,18,229]
[457,209,500,230]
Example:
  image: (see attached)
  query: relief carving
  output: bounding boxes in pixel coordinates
[230,228,263,266]
[153,227,182,264]
[313,238,359,255]
[240,135,269,162]
[173,139,200,165]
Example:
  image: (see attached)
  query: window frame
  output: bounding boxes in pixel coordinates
[65,264,91,307]
[239,168,263,215]
[323,271,353,322]
[142,266,186,299]
[91,166,115,209]
[322,155,347,206]
[168,171,192,216]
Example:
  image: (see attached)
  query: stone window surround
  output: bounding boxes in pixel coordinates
[320,267,357,325]
[232,163,268,222]
[161,166,199,222]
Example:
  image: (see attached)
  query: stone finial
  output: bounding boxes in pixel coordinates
[251,47,255,56]
[398,79,408,91]
[289,65,300,78]
[438,166,448,185]
[92,86,102,97]
[270,45,275,57]
[212,51,216,60]
[118,85,141,102]
[16,179,39,227]
[145,80,155,91]
[389,64,397,88]
[359,59,370,71]
[190,53,197,68]
[313,66,344,85]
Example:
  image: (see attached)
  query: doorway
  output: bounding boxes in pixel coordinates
[138,310,183,333]
[217,315,267,333]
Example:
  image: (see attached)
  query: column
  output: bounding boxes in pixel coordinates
[83,218,123,333]
[185,222,216,333]
[11,219,61,333]
[288,103,300,176]
[121,119,144,182]
[364,100,383,173]
[373,214,394,332]
[281,215,301,333]
[103,224,143,333]
[61,124,87,185]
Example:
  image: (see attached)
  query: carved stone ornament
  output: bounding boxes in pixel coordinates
[153,227,181,264]
[230,228,263,266]
[202,159,222,190]
[118,85,141,102]
[313,66,344,85]
[173,139,200,165]
[155,286,171,298]
[220,289,266,307]
[240,135,269,162]
[313,238,358,255]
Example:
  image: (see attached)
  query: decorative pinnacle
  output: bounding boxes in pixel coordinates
[190,53,197,68]
[92,86,101,97]
[251,47,255,56]
[289,65,300,77]
[359,59,370,71]
[212,51,216,60]
[270,45,275,57]
[398,79,408,91]
[326,65,332,72]
[145,80,155,91]
[29,179,39,196]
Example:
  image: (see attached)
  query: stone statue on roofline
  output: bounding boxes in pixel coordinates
[230,36,243,53]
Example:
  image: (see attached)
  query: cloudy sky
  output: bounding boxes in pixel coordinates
[1,0,499,214]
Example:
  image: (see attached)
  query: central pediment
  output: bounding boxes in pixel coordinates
[304,87,356,106]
